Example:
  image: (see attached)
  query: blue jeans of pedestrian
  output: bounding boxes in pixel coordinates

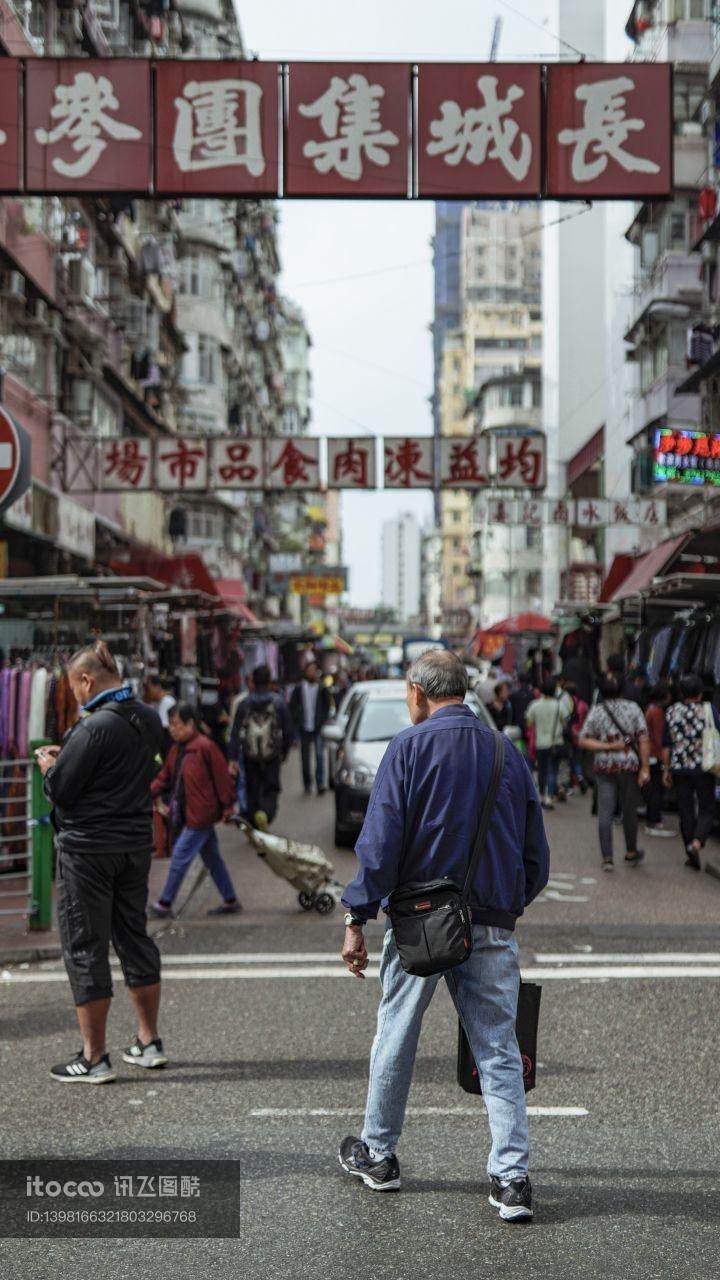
[361,925,529,1181]
[300,729,325,791]
[159,826,237,905]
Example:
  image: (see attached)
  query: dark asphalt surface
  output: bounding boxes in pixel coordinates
[2,769,720,1278]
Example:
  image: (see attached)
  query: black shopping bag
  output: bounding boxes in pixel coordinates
[457,982,542,1095]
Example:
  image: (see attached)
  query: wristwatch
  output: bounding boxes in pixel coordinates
[344,912,364,927]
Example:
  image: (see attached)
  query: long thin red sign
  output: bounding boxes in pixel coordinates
[0,59,673,199]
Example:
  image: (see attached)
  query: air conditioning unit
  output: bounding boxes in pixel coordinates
[123,297,148,340]
[0,271,25,301]
[26,297,49,327]
[67,257,95,303]
[54,9,83,49]
[71,380,94,422]
[93,0,120,25]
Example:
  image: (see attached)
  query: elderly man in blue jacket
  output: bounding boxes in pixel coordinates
[339,649,550,1222]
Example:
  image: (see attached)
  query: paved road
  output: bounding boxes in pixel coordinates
[2,772,720,1279]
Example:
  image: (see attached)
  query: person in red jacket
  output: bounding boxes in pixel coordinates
[149,703,240,918]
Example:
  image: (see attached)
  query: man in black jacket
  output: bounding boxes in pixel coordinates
[289,661,333,795]
[38,640,166,1084]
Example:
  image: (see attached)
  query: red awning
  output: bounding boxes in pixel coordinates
[484,612,555,636]
[213,579,260,624]
[111,551,217,598]
[598,553,635,604]
[607,534,689,603]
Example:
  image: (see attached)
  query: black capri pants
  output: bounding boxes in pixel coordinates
[57,849,161,1006]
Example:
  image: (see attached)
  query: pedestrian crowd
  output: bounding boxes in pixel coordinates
[477,654,720,874]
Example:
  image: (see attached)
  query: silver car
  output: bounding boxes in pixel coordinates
[332,682,512,848]
[322,679,406,789]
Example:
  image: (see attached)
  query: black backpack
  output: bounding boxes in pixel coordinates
[238,701,283,763]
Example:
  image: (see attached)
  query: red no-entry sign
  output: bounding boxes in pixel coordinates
[0,408,21,507]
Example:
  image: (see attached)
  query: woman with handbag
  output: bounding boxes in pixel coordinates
[662,674,720,871]
[578,676,650,871]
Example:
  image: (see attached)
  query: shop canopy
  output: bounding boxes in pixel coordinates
[605,534,689,604]
[483,612,556,636]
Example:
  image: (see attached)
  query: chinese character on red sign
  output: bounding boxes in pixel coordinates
[102,439,152,491]
[546,63,671,199]
[155,62,279,196]
[495,435,546,489]
[439,437,489,488]
[384,437,433,489]
[213,438,264,488]
[417,64,542,197]
[26,60,151,192]
[327,438,375,489]
[487,498,516,525]
[521,499,542,527]
[285,63,410,196]
[156,438,208,491]
[267,438,320,488]
[0,61,20,193]
[611,500,633,525]
[549,500,573,526]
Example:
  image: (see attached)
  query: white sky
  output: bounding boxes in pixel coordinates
[236,0,572,606]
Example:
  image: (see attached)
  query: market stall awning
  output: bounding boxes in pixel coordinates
[110,551,218,598]
[213,579,261,624]
[607,534,690,603]
[484,612,555,636]
[598,553,635,604]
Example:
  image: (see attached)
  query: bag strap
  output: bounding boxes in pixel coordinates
[602,699,635,746]
[462,731,505,903]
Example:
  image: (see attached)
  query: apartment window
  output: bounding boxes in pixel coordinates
[198,335,218,385]
[525,570,542,598]
[452,537,461,551]
[4,333,45,394]
[526,526,542,552]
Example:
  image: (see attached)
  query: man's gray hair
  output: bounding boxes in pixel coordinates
[406,649,468,701]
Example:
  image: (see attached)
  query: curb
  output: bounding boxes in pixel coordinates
[0,944,63,965]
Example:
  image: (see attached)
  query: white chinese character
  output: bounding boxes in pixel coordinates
[173,79,265,175]
[557,76,660,183]
[427,75,532,181]
[299,74,399,181]
[0,127,6,146]
[35,72,141,178]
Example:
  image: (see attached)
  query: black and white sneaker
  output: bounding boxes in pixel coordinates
[122,1037,168,1069]
[489,1176,533,1222]
[50,1051,116,1084]
[338,1136,401,1191]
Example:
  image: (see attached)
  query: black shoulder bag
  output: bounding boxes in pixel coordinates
[387,732,505,978]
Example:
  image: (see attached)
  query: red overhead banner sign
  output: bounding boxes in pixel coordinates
[60,433,547,494]
[0,59,673,198]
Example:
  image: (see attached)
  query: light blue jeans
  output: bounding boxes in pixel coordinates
[361,925,529,1181]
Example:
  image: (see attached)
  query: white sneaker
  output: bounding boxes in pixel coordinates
[122,1037,168,1068]
[644,825,675,838]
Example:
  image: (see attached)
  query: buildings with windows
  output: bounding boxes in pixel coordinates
[382,512,422,624]
[0,0,304,621]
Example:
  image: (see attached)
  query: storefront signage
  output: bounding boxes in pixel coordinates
[653,428,720,487]
[61,433,548,493]
[0,59,672,200]
[479,497,667,528]
[290,575,346,596]
[56,494,96,559]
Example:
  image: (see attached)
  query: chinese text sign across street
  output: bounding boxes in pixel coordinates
[25,60,151,193]
[64,433,547,494]
[546,63,672,199]
[154,61,280,196]
[0,59,673,199]
[417,64,542,198]
[285,63,411,197]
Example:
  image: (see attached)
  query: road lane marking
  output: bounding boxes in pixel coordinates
[536,953,720,964]
[249,1106,588,1118]
[7,964,720,982]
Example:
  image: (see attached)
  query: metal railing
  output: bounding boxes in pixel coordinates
[0,757,34,921]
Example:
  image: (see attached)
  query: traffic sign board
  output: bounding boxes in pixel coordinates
[0,409,21,509]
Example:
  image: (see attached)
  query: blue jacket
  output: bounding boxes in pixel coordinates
[342,703,550,929]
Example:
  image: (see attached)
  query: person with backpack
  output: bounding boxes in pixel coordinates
[37,640,166,1083]
[229,664,293,830]
[149,703,240,918]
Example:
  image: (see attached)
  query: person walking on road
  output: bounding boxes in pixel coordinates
[229,664,293,830]
[38,640,167,1084]
[643,683,674,839]
[149,703,240,918]
[338,650,549,1222]
[145,673,176,753]
[290,660,333,795]
[524,679,566,810]
[579,676,650,872]
[509,671,535,747]
[662,674,720,871]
